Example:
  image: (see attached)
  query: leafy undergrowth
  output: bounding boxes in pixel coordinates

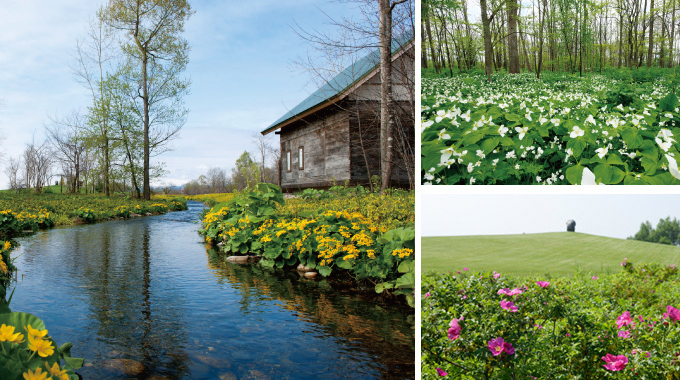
[422,261,680,379]
[0,193,187,231]
[199,184,415,306]
[422,73,680,185]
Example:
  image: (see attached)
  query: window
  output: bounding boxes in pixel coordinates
[298,146,304,170]
[286,151,291,172]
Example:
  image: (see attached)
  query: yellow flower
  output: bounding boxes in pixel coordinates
[23,368,48,380]
[28,334,54,357]
[46,361,68,378]
[27,324,48,339]
[3,241,10,250]
[0,260,7,274]
[0,324,23,343]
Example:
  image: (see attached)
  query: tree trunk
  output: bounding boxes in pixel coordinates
[480,0,494,80]
[660,0,666,67]
[537,0,547,78]
[519,19,531,72]
[670,0,676,67]
[379,0,394,194]
[507,0,520,73]
[648,0,655,67]
[421,22,428,69]
[142,54,151,200]
[425,15,439,73]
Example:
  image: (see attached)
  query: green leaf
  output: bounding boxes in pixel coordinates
[395,272,415,289]
[480,138,499,155]
[335,259,353,269]
[606,154,626,166]
[660,92,679,112]
[567,138,587,158]
[641,156,658,175]
[505,113,521,122]
[566,164,585,185]
[397,260,414,274]
[620,128,643,149]
[63,356,84,369]
[375,282,395,293]
[318,265,332,277]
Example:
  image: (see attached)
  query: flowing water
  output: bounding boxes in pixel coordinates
[9,201,414,379]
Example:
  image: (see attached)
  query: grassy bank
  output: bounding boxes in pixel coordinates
[0,192,187,229]
[423,232,680,276]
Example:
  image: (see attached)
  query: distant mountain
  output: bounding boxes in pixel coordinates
[152,184,186,192]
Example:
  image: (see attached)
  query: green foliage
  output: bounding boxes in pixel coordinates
[199,185,415,304]
[422,263,680,379]
[629,217,680,246]
[422,73,680,185]
[0,285,83,380]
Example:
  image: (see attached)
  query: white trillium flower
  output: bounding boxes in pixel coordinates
[422,120,434,132]
[570,126,585,139]
[515,126,529,140]
[467,163,474,173]
[659,129,674,141]
[498,125,509,137]
[580,167,605,185]
[438,129,451,141]
[585,115,596,125]
[539,116,548,124]
[551,118,561,126]
[461,110,471,122]
[666,154,680,180]
[656,138,673,152]
[595,147,608,159]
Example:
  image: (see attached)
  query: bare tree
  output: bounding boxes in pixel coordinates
[251,132,273,183]
[45,111,87,194]
[4,157,23,193]
[22,139,54,193]
[70,17,119,196]
[206,166,229,193]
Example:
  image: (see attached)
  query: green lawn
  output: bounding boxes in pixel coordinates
[422,232,680,276]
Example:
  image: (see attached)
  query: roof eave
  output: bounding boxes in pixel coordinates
[261,38,414,136]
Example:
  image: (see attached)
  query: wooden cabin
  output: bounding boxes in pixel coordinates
[261,34,415,191]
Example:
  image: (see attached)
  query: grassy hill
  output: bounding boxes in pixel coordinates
[422,232,680,276]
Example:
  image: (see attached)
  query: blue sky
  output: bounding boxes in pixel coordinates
[0,0,369,187]
[422,194,680,239]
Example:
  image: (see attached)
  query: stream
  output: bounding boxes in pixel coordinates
[9,201,415,379]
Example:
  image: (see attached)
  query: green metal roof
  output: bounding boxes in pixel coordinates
[262,31,414,135]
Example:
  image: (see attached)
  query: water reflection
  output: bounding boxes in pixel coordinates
[8,202,414,379]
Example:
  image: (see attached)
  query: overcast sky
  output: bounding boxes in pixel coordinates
[422,194,680,239]
[0,0,368,187]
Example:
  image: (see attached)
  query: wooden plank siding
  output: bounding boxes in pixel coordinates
[279,110,351,190]
[348,100,413,187]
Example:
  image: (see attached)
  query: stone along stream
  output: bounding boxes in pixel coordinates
[9,201,414,379]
